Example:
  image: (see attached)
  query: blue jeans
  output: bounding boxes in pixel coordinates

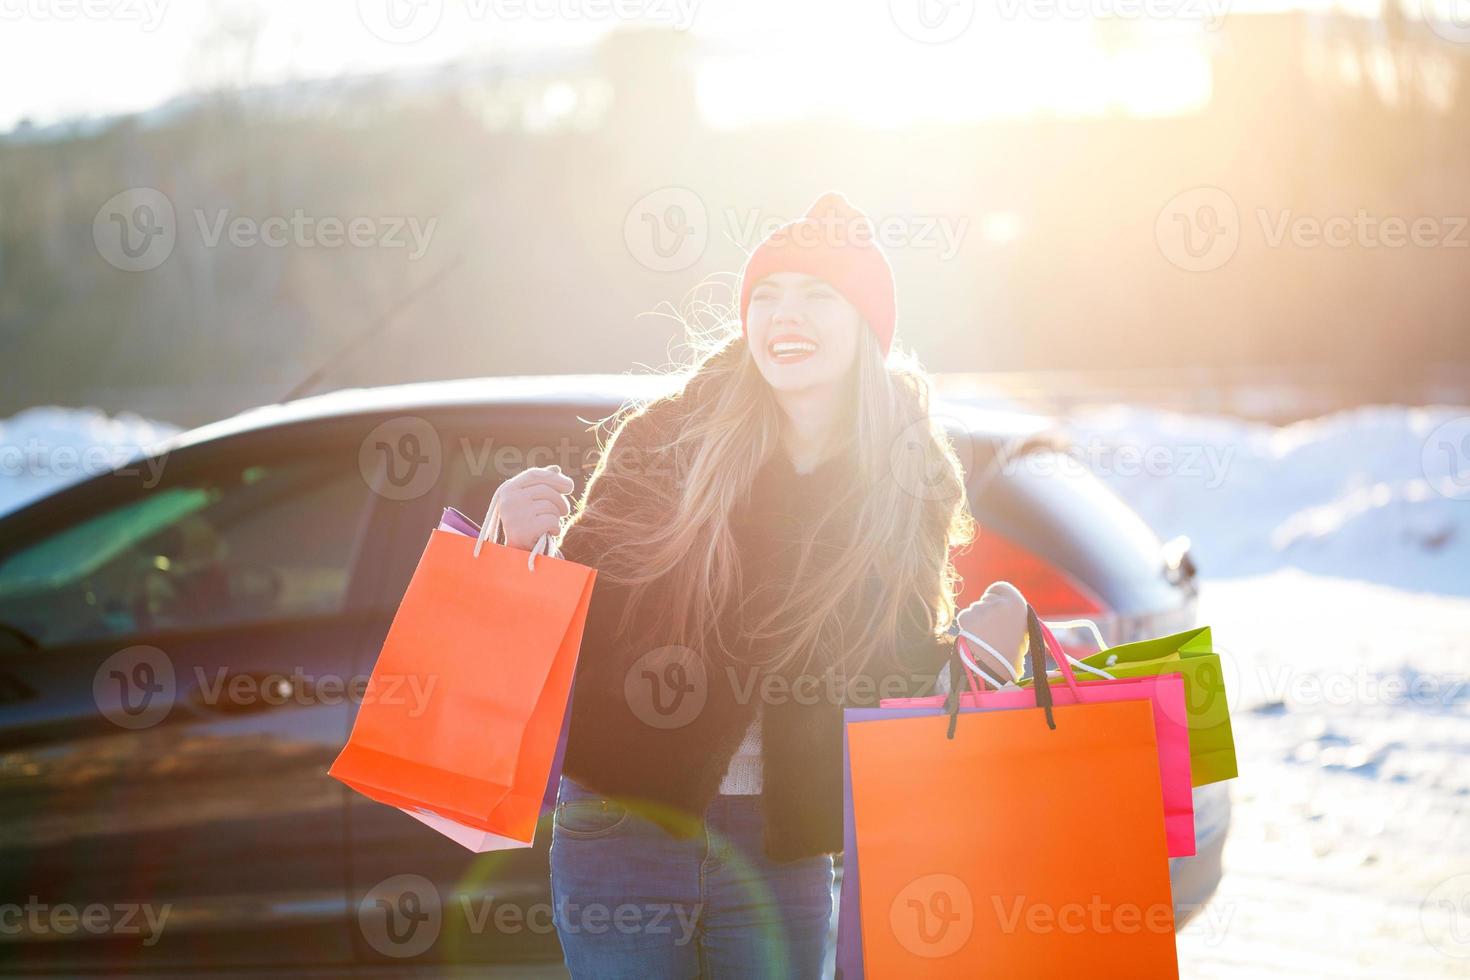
[549,774,834,978]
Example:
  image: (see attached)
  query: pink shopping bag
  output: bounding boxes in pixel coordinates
[881,617,1197,857]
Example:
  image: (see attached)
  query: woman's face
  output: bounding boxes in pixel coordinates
[746,272,863,396]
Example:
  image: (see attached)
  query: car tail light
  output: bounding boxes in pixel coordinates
[951,527,1106,618]
[949,527,1116,657]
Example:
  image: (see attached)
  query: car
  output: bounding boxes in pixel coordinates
[0,375,1228,974]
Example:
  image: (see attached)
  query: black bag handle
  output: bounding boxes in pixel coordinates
[944,603,1057,739]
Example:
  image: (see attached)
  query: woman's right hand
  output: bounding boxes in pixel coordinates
[496,465,575,551]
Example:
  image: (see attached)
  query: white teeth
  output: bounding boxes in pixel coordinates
[770,341,818,356]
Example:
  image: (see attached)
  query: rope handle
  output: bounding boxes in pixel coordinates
[472,482,562,570]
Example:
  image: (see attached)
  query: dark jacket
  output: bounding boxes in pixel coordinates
[556,385,957,863]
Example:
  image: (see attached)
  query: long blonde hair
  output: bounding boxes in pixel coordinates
[560,314,975,682]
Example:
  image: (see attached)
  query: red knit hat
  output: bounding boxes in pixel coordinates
[738,192,896,356]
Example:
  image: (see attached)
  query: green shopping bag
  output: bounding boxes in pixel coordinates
[1022,626,1237,786]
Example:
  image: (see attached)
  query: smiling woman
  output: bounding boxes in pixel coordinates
[473,190,1038,977]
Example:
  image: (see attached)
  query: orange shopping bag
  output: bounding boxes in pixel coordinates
[329,489,596,849]
[846,608,1178,978]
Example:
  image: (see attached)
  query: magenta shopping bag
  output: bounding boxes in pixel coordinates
[882,622,1195,858]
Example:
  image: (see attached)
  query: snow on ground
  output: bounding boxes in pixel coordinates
[0,406,179,516]
[1056,405,1470,973]
[1064,404,1470,596]
[1177,573,1470,977]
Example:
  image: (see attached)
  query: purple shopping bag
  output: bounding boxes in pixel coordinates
[837,705,941,979]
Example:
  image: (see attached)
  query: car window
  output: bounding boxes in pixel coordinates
[442,433,594,539]
[0,456,371,648]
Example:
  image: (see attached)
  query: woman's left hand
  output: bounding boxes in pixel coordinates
[954,581,1029,686]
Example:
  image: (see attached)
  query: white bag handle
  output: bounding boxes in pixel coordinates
[954,618,1116,689]
[1042,618,1116,681]
[473,482,562,570]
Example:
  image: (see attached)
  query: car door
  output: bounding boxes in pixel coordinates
[0,425,386,973]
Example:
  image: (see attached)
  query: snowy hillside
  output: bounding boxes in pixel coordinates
[1064,405,1470,596]
[0,406,180,516]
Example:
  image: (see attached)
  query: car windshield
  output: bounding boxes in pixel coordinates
[0,488,216,599]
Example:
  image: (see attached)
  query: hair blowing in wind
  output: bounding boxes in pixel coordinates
[556,321,975,682]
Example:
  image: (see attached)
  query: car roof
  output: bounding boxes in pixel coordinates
[149,374,1052,456]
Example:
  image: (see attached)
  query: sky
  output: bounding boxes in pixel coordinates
[0,0,1399,133]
